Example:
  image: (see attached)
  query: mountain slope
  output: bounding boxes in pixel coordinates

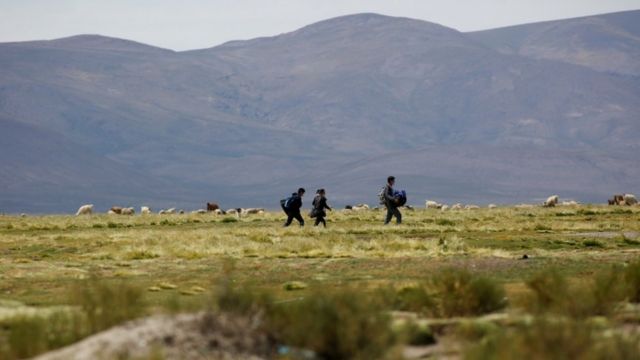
[468,10,640,76]
[1,12,639,212]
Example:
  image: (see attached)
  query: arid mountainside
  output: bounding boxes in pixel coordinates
[1,11,638,212]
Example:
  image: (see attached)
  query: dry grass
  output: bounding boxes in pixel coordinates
[0,206,639,358]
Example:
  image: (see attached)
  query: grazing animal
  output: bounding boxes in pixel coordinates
[121,207,135,215]
[609,194,624,205]
[488,204,497,209]
[166,208,176,214]
[624,194,638,206]
[404,205,415,211]
[141,206,151,215]
[560,201,578,206]
[344,205,353,210]
[206,203,220,212]
[213,209,224,215]
[226,208,238,215]
[451,203,463,210]
[195,209,207,214]
[108,210,117,215]
[425,200,443,209]
[244,208,265,215]
[110,206,123,214]
[543,195,559,207]
[465,205,480,210]
[76,204,93,216]
[352,204,369,211]
[441,205,449,211]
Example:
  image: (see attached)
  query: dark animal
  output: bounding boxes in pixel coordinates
[609,194,624,205]
[206,202,220,211]
[345,205,353,210]
[110,206,123,214]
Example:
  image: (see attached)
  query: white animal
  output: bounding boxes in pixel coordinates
[141,206,151,215]
[108,210,117,215]
[426,200,443,209]
[352,204,370,211]
[243,208,265,215]
[441,205,449,211]
[75,204,93,216]
[213,209,223,215]
[488,204,497,209]
[465,205,480,210]
[544,195,559,207]
[166,208,176,214]
[451,203,463,210]
[560,201,578,206]
[226,209,238,215]
[624,194,637,206]
[121,207,135,215]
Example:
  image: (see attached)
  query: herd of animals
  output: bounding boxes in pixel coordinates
[69,193,639,216]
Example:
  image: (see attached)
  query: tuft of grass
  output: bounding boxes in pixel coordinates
[431,269,507,317]
[221,217,238,223]
[436,219,456,226]
[583,240,604,248]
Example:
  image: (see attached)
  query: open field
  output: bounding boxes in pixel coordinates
[1,205,639,359]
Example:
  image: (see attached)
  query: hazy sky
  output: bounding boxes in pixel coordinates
[1,0,639,50]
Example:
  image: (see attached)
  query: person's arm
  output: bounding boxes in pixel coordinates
[323,198,332,211]
[384,185,395,202]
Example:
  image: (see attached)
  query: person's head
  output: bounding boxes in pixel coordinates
[298,187,306,196]
[387,176,395,186]
[318,188,326,195]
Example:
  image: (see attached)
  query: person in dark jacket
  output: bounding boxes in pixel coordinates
[311,188,332,227]
[384,176,402,225]
[283,187,305,227]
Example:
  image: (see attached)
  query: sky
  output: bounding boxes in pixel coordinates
[1,0,639,50]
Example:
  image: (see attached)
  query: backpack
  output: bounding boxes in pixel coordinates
[282,194,297,211]
[394,190,407,206]
[378,187,386,205]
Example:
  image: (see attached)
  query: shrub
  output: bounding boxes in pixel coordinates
[624,259,640,302]
[432,269,506,317]
[389,285,437,315]
[71,278,145,333]
[464,318,640,360]
[526,268,625,317]
[269,287,396,360]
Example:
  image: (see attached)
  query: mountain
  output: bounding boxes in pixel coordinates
[468,10,640,76]
[1,11,639,213]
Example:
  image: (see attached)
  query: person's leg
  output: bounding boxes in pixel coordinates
[321,217,326,227]
[394,207,402,224]
[294,211,305,226]
[314,216,321,226]
[284,212,294,227]
[385,207,393,224]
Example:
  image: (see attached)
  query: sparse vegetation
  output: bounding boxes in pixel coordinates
[0,206,638,358]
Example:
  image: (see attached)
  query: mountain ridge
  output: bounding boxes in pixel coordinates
[0,10,639,213]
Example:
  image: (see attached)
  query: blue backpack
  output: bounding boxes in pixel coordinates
[394,190,407,206]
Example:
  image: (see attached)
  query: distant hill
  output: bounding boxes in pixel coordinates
[1,11,639,213]
[468,10,640,76]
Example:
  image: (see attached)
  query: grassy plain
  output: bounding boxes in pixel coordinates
[0,205,639,358]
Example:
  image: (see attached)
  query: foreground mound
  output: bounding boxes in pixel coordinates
[34,312,273,360]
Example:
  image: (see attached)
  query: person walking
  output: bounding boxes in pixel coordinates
[282,187,305,227]
[383,176,402,225]
[310,188,332,227]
